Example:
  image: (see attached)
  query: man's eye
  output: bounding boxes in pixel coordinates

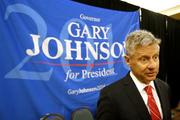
[153,56,159,61]
[141,58,148,63]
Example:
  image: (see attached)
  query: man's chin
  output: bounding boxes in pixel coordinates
[146,76,156,81]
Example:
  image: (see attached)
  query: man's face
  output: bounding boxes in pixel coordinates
[125,44,160,84]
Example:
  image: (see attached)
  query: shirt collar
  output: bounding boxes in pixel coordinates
[130,71,156,92]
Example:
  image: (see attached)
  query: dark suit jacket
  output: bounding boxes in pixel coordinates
[96,73,171,120]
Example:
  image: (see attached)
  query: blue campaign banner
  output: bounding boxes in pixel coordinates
[0,0,139,120]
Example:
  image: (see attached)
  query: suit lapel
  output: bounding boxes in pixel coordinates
[154,80,167,120]
[123,74,151,120]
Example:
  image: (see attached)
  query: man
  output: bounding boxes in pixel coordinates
[96,30,171,120]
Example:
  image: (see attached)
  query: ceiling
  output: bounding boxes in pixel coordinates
[121,0,180,20]
[160,5,180,20]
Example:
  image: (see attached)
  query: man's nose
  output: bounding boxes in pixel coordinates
[147,59,157,69]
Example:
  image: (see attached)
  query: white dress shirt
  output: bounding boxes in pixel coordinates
[130,72,163,118]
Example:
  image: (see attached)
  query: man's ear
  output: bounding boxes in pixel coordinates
[124,55,130,66]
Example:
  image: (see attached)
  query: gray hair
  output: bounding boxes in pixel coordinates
[125,30,161,56]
